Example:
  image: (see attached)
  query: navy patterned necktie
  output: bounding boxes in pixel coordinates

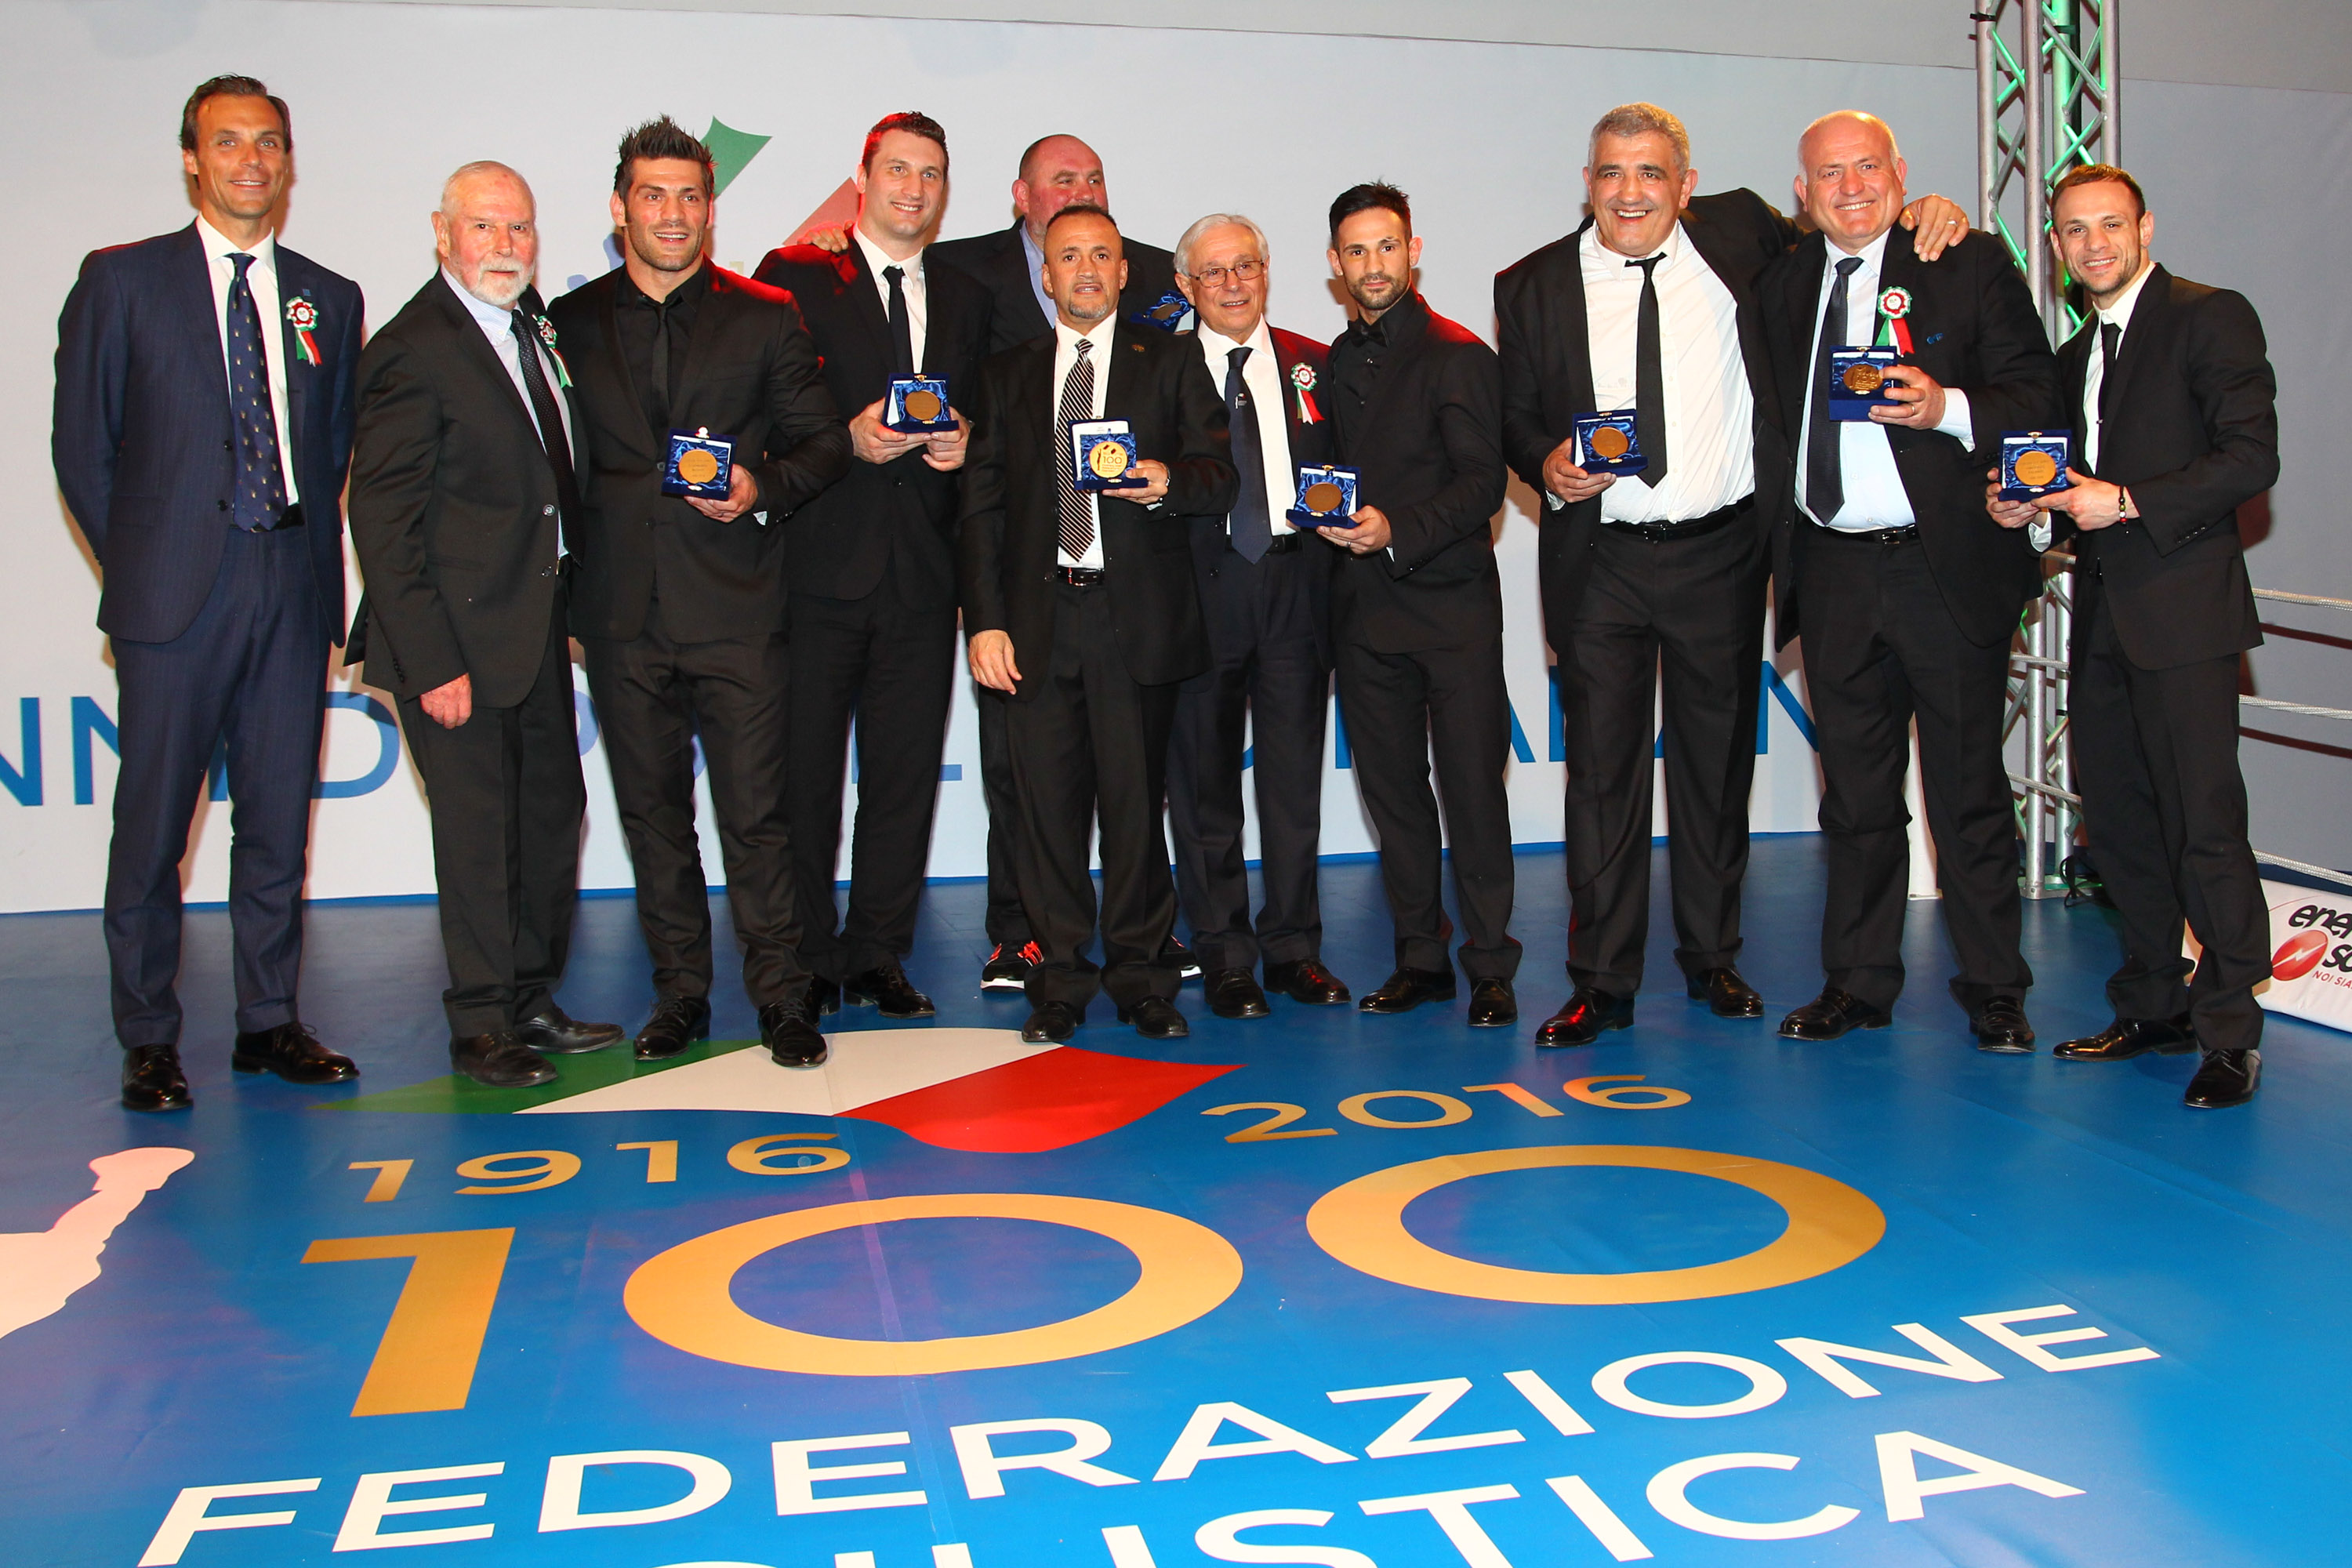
[225,252,289,531]
[1057,339,1096,561]
[1225,346,1272,562]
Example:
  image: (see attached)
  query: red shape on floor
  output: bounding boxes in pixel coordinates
[840,1047,1240,1153]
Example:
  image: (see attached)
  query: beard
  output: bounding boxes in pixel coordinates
[466,257,535,309]
[1346,271,1401,314]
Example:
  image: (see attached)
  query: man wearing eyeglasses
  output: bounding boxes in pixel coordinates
[1165,216,1352,1020]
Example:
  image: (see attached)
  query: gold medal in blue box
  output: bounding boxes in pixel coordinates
[1573,412,1647,475]
[1999,430,2074,500]
[885,374,954,434]
[662,426,735,499]
[1827,347,1904,419]
[1286,465,1359,528]
[1069,418,1146,492]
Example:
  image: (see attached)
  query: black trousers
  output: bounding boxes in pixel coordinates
[1334,633,1522,980]
[400,613,586,1036]
[2074,592,2267,1052]
[1796,529,2031,1013]
[106,526,327,1048]
[974,679,1033,952]
[1167,544,1330,973]
[1005,580,1182,1011]
[582,619,803,1008]
[1559,520,1766,994]
[786,571,956,981]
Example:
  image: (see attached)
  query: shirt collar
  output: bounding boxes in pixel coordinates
[615,260,710,309]
[444,268,524,335]
[1055,312,1120,357]
[1581,216,1686,272]
[854,227,922,285]
[1198,316,1274,364]
[2096,260,2157,332]
[196,215,277,274]
[1828,225,1895,278]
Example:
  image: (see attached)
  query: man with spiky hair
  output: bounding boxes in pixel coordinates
[547,117,849,1070]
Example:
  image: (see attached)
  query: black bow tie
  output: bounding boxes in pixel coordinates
[1345,316,1388,349]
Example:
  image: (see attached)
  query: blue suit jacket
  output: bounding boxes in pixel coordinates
[53,223,363,644]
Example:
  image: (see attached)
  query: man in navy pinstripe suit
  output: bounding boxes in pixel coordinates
[53,76,364,1110]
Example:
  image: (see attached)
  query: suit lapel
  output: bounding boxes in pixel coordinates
[670,267,726,419]
[1778,234,1829,419]
[999,223,1051,338]
[170,226,233,423]
[434,274,543,442]
[597,277,655,448]
[1557,220,1598,412]
[274,248,310,474]
[2057,321,2095,440]
[2103,263,2169,425]
[836,242,898,367]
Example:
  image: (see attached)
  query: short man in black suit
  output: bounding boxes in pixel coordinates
[754,112,991,1023]
[53,76,364,1110]
[930,134,1190,992]
[549,119,847,1069]
[1318,183,1518,1026]
[1760,112,2063,1051]
[1166,213,1352,1019]
[348,162,622,1088]
[1987,165,2278,1109]
[960,205,1235,1043]
[1498,103,1969,1048]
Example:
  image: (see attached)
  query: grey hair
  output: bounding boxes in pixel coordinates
[1588,103,1691,175]
[1174,212,1270,276]
[440,160,531,216]
[1797,111,1903,169]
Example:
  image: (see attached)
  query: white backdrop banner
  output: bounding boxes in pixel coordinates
[0,2,1998,913]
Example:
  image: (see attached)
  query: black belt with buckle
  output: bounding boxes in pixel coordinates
[1601,493,1751,544]
[1817,522,1921,546]
[1259,532,1305,555]
[1054,565,1106,587]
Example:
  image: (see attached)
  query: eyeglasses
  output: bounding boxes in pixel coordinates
[1185,260,1265,287]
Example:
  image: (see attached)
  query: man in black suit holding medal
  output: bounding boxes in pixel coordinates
[548,118,848,1069]
[1986,165,2278,1109]
[959,205,1235,1043]
[1760,111,2061,1052]
[1166,212,1352,1018]
[755,112,993,1024]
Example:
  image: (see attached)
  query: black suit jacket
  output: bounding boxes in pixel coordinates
[958,322,1236,693]
[1184,325,1338,662]
[750,241,993,610]
[2058,266,2275,670]
[1762,229,2062,648]
[546,263,848,644]
[929,221,1184,355]
[1497,191,1795,642]
[53,223,363,644]
[347,274,585,708]
[1326,293,1509,655]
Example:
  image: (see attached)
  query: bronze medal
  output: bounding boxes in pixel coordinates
[903,388,943,422]
[2013,448,2059,489]
[1088,440,1131,480]
[1588,424,1631,461]
[1842,362,1885,394]
[1303,481,1345,514]
[677,448,720,487]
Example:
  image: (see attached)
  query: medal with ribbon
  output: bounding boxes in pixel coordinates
[1289,362,1323,425]
[532,314,573,388]
[1876,286,1916,354]
[285,295,321,366]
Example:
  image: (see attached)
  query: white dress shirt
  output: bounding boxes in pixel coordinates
[443,270,577,466]
[855,227,928,371]
[196,216,299,503]
[1196,318,1294,536]
[1053,314,1119,568]
[1581,220,1754,523]
[1796,227,1977,530]
[2083,258,2156,472]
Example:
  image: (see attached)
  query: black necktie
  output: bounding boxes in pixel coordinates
[2097,320,2121,428]
[510,309,582,525]
[884,264,916,375]
[1628,253,1669,489]
[1806,255,1865,523]
[1225,346,1272,563]
[1056,339,1096,561]
[225,253,289,531]
[648,296,674,431]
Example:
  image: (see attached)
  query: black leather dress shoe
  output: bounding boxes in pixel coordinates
[845,964,936,1018]
[2185,1047,2260,1109]
[760,997,829,1069]
[1359,967,1457,1014]
[634,996,711,1062]
[1265,958,1351,1005]
[1022,1000,1080,1043]
[1687,967,1765,1018]
[1205,968,1272,1019]
[513,1007,624,1055]
[1777,987,1892,1040]
[1163,937,1202,980]
[231,1021,358,1084]
[1534,988,1633,1047]
[1118,995,1191,1039]
[1971,996,2036,1054]
[452,1032,557,1088]
[2054,1013,2196,1062]
[121,1044,192,1112]
[982,941,1039,990]
[810,975,841,1015]
[1468,977,1519,1028]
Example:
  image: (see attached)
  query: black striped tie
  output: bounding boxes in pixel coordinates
[1057,339,1096,561]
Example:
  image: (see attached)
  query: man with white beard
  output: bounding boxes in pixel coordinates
[347,161,621,1088]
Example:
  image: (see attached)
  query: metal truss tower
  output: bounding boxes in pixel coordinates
[1975,0,2120,898]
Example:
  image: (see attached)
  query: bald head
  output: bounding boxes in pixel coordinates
[1795,111,1908,252]
[1013,133,1108,243]
[434,159,539,308]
